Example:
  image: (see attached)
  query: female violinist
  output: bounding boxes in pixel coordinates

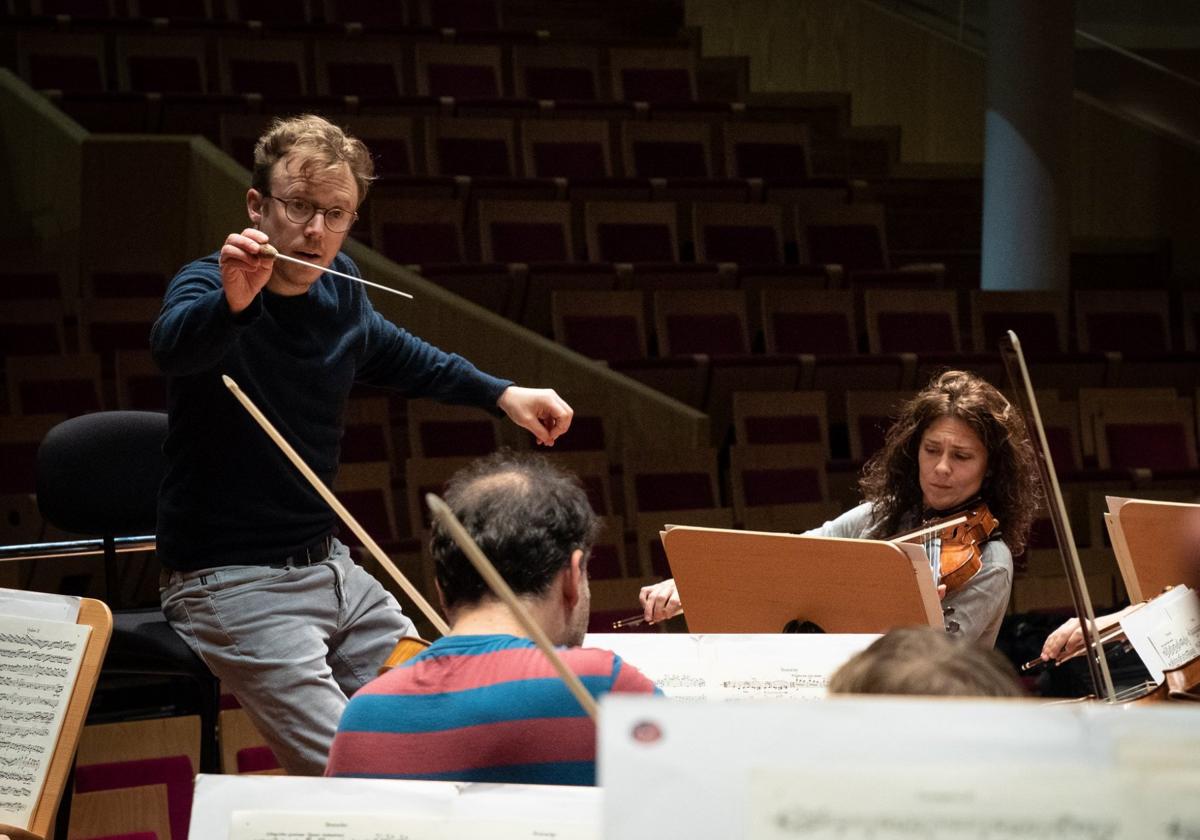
[639,370,1043,647]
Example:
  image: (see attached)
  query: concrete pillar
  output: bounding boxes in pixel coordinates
[981,0,1075,291]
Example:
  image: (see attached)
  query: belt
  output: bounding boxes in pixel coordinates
[266,535,334,568]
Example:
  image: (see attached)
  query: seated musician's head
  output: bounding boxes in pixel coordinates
[246,114,375,294]
[431,451,600,646]
[828,626,1026,698]
[860,369,1042,554]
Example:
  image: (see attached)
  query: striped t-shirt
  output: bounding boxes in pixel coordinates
[325,634,659,785]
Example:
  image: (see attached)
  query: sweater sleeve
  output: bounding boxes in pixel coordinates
[150,256,262,375]
[803,502,877,539]
[356,308,512,410]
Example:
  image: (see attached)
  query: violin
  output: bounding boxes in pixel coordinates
[378,635,431,674]
[894,502,999,596]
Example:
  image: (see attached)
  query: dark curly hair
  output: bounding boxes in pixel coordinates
[431,451,600,610]
[858,370,1042,554]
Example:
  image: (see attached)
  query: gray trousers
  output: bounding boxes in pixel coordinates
[160,540,414,775]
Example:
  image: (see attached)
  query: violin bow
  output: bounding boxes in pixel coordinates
[223,375,451,637]
[425,493,600,722]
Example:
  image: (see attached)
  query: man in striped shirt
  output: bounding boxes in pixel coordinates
[325,452,659,785]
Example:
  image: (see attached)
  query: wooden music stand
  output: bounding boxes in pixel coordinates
[0,597,112,840]
[661,526,942,633]
[1106,498,1200,602]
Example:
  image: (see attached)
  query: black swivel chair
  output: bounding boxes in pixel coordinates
[36,410,221,773]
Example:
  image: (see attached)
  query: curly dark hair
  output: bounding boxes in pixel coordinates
[858,370,1042,554]
[431,451,600,610]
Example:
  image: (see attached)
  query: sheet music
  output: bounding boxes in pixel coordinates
[1119,585,1200,682]
[230,810,597,840]
[0,589,80,623]
[747,766,1127,840]
[0,613,90,828]
[584,634,878,700]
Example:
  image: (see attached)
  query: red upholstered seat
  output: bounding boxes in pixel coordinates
[74,755,194,840]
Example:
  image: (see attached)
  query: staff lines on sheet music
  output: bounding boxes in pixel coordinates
[0,756,39,771]
[0,632,78,652]
[0,663,71,680]
[0,692,56,709]
[0,647,73,666]
[0,723,50,740]
[0,710,54,724]
[768,808,1120,840]
[0,675,63,695]
[0,769,36,785]
[0,739,44,755]
[0,784,33,799]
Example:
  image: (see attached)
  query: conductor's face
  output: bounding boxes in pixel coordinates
[249,154,359,297]
[918,416,988,511]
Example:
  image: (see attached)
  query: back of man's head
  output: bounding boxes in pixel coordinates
[431,451,599,611]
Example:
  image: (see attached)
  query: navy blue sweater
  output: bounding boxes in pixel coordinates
[151,252,512,571]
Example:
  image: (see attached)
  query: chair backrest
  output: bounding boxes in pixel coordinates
[513,44,601,101]
[414,42,503,98]
[723,121,812,179]
[37,411,167,537]
[1074,289,1171,353]
[653,289,749,356]
[620,120,712,178]
[584,201,679,262]
[477,200,574,263]
[521,118,612,178]
[693,202,785,264]
[969,290,1068,354]
[761,289,857,355]
[864,289,960,354]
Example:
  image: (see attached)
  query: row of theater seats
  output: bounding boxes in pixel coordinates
[12,0,624,34]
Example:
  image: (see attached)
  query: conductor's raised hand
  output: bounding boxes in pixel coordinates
[220,228,275,314]
[497,386,573,446]
[640,578,682,624]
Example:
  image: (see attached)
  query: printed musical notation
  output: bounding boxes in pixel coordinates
[587,634,877,702]
[229,810,598,840]
[0,612,90,829]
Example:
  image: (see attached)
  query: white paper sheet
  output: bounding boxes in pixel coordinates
[0,613,90,828]
[584,633,878,700]
[0,589,80,624]
[192,774,601,840]
[1119,585,1200,682]
[599,695,1200,840]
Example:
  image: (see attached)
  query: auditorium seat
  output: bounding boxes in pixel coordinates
[620,120,713,178]
[314,39,407,98]
[1093,395,1197,471]
[543,451,615,515]
[692,202,786,264]
[333,461,402,547]
[226,0,312,22]
[1110,351,1200,393]
[217,35,308,97]
[513,44,602,100]
[371,197,466,264]
[733,390,830,452]
[622,447,721,522]
[1074,289,1171,354]
[795,202,889,273]
[85,271,169,299]
[407,398,504,458]
[320,0,408,26]
[521,262,617,336]
[1077,388,1176,461]
[1034,392,1083,474]
[969,290,1068,354]
[653,289,749,356]
[0,301,68,356]
[761,289,857,355]
[415,0,501,30]
[723,122,812,180]
[414,42,504,98]
[552,289,648,362]
[703,355,805,446]
[609,355,709,409]
[521,118,613,178]
[425,115,516,176]
[115,33,208,95]
[584,201,678,262]
[114,350,168,412]
[634,507,733,578]
[477,199,574,262]
[341,396,396,471]
[845,390,910,463]
[863,289,960,354]
[79,297,162,377]
[128,0,213,17]
[405,455,475,533]
[416,264,519,319]
[6,353,104,416]
[729,443,834,532]
[15,29,108,92]
[588,515,629,579]
[608,45,696,103]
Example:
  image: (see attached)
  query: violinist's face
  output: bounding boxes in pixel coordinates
[918,416,988,511]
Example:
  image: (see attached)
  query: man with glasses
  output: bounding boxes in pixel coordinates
[151,113,573,775]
